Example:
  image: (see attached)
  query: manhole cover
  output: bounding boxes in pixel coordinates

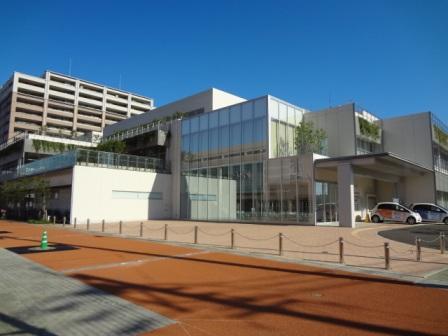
[7,244,79,254]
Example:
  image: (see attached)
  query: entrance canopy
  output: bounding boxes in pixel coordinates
[315,152,433,183]
[314,152,435,228]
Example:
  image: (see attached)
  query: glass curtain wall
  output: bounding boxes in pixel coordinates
[315,181,338,223]
[432,114,448,209]
[180,96,314,224]
[180,97,267,221]
[432,114,448,175]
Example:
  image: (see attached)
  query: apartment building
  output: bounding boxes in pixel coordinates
[0,71,154,142]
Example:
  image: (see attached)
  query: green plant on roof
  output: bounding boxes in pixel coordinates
[434,125,448,146]
[358,117,380,140]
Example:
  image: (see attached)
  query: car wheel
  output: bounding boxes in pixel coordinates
[406,216,416,225]
[371,215,381,223]
[444,217,448,225]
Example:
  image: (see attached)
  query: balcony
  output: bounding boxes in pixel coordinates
[78,95,103,109]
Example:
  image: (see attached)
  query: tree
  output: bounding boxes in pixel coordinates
[294,120,327,154]
[96,140,126,153]
[0,176,50,219]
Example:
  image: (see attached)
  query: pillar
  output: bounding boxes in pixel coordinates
[337,162,355,228]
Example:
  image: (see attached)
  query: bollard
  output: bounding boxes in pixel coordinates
[278,233,283,256]
[194,226,198,244]
[441,233,445,255]
[87,218,90,231]
[74,217,77,229]
[62,217,66,227]
[139,222,143,237]
[384,242,390,270]
[416,237,422,261]
[53,216,56,225]
[119,220,123,234]
[339,237,344,264]
[102,219,105,232]
[164,224,168,240]
[231,229,235,249]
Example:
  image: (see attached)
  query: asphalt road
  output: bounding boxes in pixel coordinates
[378,223,448,249]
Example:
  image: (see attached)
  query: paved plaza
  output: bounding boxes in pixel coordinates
[1,220,448,336]
[76,219,448,280]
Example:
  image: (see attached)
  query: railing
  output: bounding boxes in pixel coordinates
[75,149,167,173]
[105,119,174,142]
[68,221,448,271]
[0,148,168,181]
[0,131,27,151]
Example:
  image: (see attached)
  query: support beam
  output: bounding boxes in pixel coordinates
[338,163,355,228]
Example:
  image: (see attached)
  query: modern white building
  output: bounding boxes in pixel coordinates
[1,88,447,228]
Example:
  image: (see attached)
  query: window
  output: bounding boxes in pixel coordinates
[378,203,395,210]
[397,206,408,213]
[111,190,163,200]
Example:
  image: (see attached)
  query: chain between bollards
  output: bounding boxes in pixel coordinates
[164,224,168,240]
[140,222,144,237]
[384,242,390,270]
[119,220,123,234]
[102,219,105,232]
[441,233,445,255]
[339,237,344,264]
[230,228,234,249]
[278,233,283,256]
[416,237,422,261]
[86,218,90,231]
[194,225,198,244]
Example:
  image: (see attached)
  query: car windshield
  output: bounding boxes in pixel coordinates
[437,205,448,213]
[400,205,413,212]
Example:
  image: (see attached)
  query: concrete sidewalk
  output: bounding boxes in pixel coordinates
[0,248,173,336]
[80,220,448,279]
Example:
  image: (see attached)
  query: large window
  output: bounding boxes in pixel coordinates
[180,96,313,224]
[180,97,267,221]
[269,98,304,158]
[315,182,338,223]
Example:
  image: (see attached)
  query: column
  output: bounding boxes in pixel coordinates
[337,162,355,228]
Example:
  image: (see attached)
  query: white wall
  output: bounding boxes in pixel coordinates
[382,112,433,169]
[104,88,246,137]
[70,166,172,224]
[305,104,356,157]
[403,173,436,204]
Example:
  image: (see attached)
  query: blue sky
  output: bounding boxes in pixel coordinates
[1,0,447,120]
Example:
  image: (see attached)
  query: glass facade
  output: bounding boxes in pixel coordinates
[269,97,305,158]
[432,114,448,208]
[180,96,314,224]
[315,182,338,223]
[432,114,448,174]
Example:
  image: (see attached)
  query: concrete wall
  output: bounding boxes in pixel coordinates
[382,112,433,169]
[403,173,436,205]
[104,88,246,137]
[70,166,172,224]
[305,104,356,157]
